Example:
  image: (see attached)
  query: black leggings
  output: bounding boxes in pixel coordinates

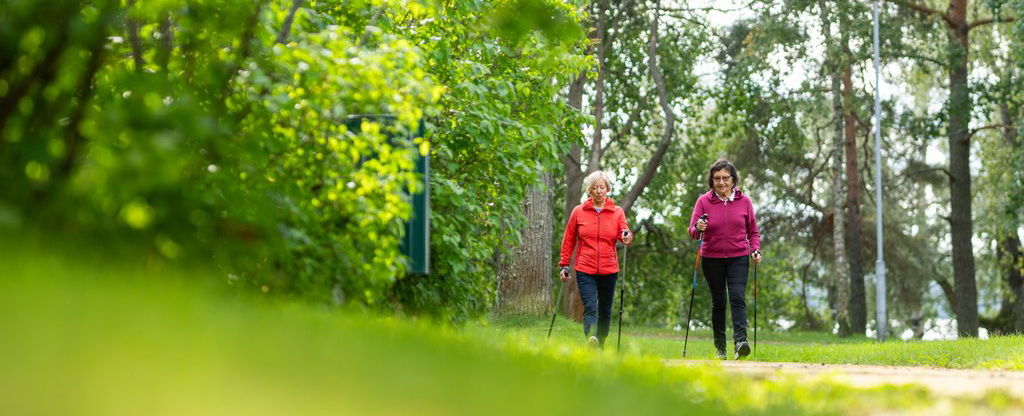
[702,255,748,351]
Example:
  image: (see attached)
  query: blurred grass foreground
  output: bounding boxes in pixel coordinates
[3,242,1020,416]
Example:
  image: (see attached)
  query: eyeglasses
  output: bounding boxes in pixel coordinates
[713,176,732,183]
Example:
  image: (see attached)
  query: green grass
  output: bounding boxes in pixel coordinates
[624,325,872,344]
[2,245,1022,415]
[754,335,1024,369]
[502,317,1024,370]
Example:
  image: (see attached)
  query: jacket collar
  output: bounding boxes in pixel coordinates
[706,188,744,204]
[583,197,616,212]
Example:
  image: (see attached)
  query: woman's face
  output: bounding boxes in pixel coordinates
[712,169,733,196]
[588,179,608,202]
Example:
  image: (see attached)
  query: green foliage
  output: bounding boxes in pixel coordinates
[0,0,588,320]
[387,0,589,321]
[969,1,1024,325]
[1,0,434,305]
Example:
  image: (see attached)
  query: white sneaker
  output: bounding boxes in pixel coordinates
[587,336,599,348]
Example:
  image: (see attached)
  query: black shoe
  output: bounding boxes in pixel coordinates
[734,341,751,360]
[714,349,727,360]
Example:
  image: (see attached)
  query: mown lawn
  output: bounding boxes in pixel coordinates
[2,246,1021,415]
[503,315,1024,370]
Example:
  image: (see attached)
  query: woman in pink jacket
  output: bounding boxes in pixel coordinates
[689,159,762,360]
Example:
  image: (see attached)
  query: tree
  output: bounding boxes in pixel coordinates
[819,0,851,335]
[495,172,555,316]
[975,24,1024,333]
[836,0,868,335]
[883,0,1017,337]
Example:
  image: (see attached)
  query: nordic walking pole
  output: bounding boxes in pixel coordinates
[616,230,630,352]
[682,214,708,357]
[747,242,758,356]
[753,262,758,355]
[547,279,566,341]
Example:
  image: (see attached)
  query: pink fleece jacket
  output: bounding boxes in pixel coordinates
[687,188,761,258]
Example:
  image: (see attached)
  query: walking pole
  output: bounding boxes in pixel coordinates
[547,279,566,341]
[753,262,758,355]
[746,241,758,356]
[616,231,630,351]
[682,214,708,357]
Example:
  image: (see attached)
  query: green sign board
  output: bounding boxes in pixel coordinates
[344,115,429,275]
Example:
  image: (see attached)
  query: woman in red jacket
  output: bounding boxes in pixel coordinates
[689,159,763,360]
[559,171,633,348]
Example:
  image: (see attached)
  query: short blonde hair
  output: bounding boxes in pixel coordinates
[582,171,613,194]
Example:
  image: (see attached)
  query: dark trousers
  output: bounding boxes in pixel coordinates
[575,271,618,347]
[702,256,748,352]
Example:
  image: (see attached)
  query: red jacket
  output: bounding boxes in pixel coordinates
[559,198,631,275]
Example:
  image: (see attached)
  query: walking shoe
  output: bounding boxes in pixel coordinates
[734,341,751,360]
[587,336,599,348]
[714,349,727,360]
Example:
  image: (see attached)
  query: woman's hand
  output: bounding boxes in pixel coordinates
[696,218,708,232]
[622,230,633,245]
[560,266,571,282]
[751,250,762,266]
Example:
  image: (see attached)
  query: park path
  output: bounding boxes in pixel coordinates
[663,359,1024,397]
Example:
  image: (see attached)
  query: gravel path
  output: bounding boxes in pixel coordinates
[664,359,1024,397]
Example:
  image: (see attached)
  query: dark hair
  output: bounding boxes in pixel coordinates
[707,159,739,189]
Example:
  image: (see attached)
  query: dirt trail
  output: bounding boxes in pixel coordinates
[664,359,1024,397]
[629,332,809,345]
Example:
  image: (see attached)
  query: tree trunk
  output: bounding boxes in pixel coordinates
[999,94,1024,334]
[564,71,587,221]
[946,0,979,337]
[562,71,586,321]
[840,4,867,336]
[909,309,925,339]
[588,0,609,172]
[125,0,145,72]
[156,13,173,72]
[936,277,957,312]
[494,171,554,316]
[992,235,1024,334]
[1010,235,1024,334]
[799,214,831,331]
[59,4,118,179]
[820,0,850,336]
[276,0,304,44]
